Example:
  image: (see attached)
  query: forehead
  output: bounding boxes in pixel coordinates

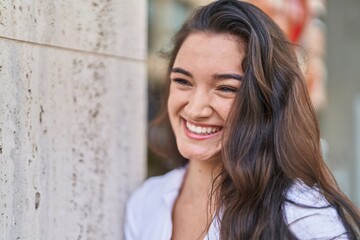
[173,32,246,74]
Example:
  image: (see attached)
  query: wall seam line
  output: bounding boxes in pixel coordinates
[0,35,145,62]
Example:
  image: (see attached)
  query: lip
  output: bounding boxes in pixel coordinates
[182,118,223,140]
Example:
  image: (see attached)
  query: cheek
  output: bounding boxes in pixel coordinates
[222,106,232,121]
[167,91,177,117]
[167,87,175,109]
[216,99,235,121]
[167,91,183,128]
[167,88,187,115]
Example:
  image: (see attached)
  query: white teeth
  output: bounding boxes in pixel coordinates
[186,121,221,135]
[195,126,202,134]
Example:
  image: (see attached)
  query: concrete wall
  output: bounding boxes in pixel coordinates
[0,1,146,239]
[323,0,360,206]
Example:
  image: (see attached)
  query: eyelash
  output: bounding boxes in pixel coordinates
[217,86,238,93]
[172,78,191,86]
[172,78,238,94]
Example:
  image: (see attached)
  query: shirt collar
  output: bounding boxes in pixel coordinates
[162,166,187,210]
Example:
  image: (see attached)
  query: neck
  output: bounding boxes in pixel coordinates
[181,158,221,202]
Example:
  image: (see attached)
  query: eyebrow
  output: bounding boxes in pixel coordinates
[171,67,243,81]
[171,67,193,78]
[213,73,243,81]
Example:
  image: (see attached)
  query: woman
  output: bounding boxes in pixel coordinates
[124,0,360,239]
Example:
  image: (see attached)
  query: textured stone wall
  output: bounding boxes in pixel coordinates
[0,1,147,239]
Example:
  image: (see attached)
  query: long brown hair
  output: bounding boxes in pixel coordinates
[149,0,360,239]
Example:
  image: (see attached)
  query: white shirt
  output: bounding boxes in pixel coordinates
[124,167,348,240]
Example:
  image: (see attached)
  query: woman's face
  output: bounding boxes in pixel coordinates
[168,33,245,162]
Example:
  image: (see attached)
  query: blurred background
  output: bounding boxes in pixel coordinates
[0,0,358,238]
[147,0,360,207]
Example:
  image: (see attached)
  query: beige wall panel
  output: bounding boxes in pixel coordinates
[0,0,147,60]
[0,38,146,239]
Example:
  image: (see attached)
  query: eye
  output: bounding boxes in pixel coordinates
[172,78,192,86]
[217,85,238,93]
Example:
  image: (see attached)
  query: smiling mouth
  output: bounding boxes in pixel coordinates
[185,121,222,135]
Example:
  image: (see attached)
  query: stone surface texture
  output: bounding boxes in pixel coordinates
[0,1,147,239]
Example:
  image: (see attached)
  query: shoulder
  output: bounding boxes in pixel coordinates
[124,167,186,239]
[283,180,348,239]
[127,166,186,208]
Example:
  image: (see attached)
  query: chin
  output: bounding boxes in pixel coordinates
[178,146,220,162]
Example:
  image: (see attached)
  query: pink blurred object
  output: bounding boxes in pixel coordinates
[250,0,310,43]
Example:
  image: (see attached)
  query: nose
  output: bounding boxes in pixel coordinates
[184,90,213,120]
